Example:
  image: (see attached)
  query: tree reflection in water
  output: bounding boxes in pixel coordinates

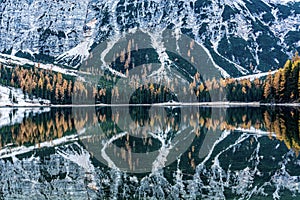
[0,106,299,199]
[0,107,299,159]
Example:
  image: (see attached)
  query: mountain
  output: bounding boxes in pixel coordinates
[0,0,299,77]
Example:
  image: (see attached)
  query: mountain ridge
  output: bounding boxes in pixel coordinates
[0,0,299,77]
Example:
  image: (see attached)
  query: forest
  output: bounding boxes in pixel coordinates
[0,64,74,104]
[0,53,299,104]
[96,52,300,104]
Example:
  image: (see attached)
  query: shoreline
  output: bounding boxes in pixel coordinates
[0,102,299,108]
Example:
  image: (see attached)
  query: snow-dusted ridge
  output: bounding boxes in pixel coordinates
[235,69,278,81]
[55,18,98,68]
[0,0,299,77]
[0,53,78,76]
[270,0,300,4]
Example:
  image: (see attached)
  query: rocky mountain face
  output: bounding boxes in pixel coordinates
[0,0,299,77]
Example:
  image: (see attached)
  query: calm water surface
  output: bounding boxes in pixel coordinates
[0,106,299,199]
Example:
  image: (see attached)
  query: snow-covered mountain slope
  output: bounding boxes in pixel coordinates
[0,84,50,107]
[235,69,278,80]
[0,0,299,77]
[0,53,78,76]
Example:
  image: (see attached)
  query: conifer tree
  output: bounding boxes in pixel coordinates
[273,70,281,101]
[283,60,292,102]
[9,90,12,101]
[290,62,299,101]
[263,72,273,101]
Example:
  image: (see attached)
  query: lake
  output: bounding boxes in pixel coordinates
[0,106,299,199]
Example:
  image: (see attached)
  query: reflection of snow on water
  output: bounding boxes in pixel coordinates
[0,130,300,199]
[271,151,300,199]
[56,142,98,191]
[0,107,50,128]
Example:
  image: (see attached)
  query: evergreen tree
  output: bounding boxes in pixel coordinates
[263,72,273,101]
[9,90,12,102]
[283,60,292,102]
[298,68,300,102]
[279,69,287,102]
[12,95,18,103]
[273,70,281,101]
[290,62,299,101]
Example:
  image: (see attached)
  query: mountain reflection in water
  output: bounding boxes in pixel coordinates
[0,106,299,199]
